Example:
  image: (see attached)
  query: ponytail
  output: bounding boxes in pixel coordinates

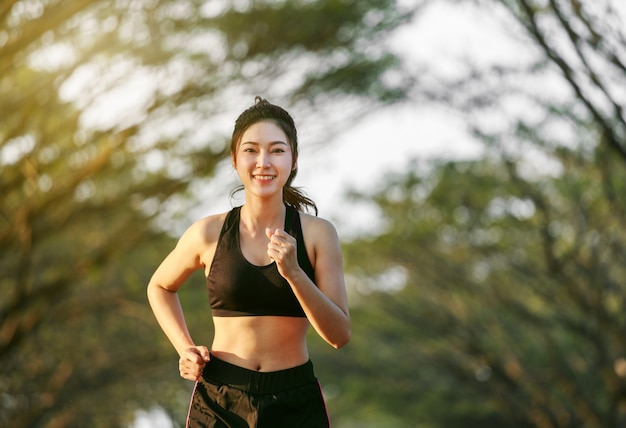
[283,183,318,216]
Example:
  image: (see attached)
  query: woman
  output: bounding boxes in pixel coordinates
[147,97,351,428]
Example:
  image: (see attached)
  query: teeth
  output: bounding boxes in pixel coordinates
[254,175,274,180]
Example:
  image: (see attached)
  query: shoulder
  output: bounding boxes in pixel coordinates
[299,212,340,247]
[176,211,230,251]
[149,211,232,288]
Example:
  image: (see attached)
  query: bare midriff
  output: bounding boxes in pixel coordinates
[210,316,310,372]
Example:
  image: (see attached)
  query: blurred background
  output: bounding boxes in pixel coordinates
[1,0,626,427]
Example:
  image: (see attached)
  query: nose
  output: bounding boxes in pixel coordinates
[256,151,270,167]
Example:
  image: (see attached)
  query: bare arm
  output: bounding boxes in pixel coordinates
[147,220,215,379]
[267,218,350,348]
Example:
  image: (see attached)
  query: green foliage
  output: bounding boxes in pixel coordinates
[341,142,626,426]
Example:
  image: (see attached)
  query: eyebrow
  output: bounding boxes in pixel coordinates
[240,141,289,147]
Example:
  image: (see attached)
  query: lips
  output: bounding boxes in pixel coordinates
[253,175,276,181]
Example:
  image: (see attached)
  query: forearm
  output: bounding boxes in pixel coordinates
[147,283,196,356]
[287,271,351,349]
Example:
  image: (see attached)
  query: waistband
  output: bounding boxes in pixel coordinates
[202,354,317,395]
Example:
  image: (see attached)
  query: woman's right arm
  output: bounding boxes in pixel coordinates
[147,221,207,356]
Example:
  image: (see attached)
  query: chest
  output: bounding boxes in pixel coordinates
[239,231,273,267]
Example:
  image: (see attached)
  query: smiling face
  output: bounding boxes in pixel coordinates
[233,120,297,200]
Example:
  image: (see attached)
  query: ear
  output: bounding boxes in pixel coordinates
[231,153,237,169]
[292,154,298,171]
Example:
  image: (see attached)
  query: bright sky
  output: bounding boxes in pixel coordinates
[269,1,521,237]
[297,105,481,236]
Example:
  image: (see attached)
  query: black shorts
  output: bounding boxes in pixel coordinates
[186,355,330,428]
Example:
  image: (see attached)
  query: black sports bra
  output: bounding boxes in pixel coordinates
[206,205,315,317]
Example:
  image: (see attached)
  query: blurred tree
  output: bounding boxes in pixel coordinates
[342,150,626,427]
[337,0,626,427]
[0,0,415,426]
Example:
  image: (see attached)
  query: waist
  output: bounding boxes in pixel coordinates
[211,316,309,367]
[202,354,317,394]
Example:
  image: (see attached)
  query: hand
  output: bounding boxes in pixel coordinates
[179,346,210,381]
[266,228,300,279]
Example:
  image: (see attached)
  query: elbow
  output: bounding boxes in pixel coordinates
[331,326,351,350]
[333,337,350,350]
[146,280,157,301]
[146,279,171,303]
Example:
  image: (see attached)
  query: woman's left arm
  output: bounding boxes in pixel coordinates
[267,218,350,348]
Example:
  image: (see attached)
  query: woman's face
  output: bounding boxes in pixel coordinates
[233,120,296,199]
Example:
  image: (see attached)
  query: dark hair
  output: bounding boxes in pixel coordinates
[230,97,318,215]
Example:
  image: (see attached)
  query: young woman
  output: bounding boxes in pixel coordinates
[147,97,351,428]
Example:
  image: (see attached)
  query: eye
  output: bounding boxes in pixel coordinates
[272,148,286,153]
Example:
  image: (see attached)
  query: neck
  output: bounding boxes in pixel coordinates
[240,197,286,233]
